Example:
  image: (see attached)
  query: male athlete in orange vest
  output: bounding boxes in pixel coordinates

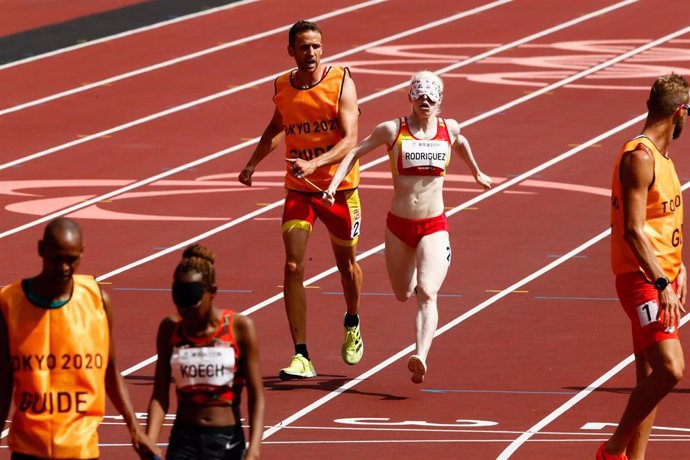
[239,20,363,379]
[0,218,160,459]
[600,74,690,460]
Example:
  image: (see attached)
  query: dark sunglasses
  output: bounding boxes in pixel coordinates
[172,281,206,309]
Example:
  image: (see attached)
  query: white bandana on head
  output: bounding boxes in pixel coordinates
[409,78,441,103]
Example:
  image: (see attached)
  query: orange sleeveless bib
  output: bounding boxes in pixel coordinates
[274,66,359,192]
[611,136,683,280]
[0,275,109,458]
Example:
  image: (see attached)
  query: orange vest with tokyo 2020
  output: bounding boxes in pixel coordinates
[387,117,452,176]
[274,65,360,192]
[611,135,684,280]
[0,275,109,459]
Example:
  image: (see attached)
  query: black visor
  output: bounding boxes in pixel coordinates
[172,281,205,308]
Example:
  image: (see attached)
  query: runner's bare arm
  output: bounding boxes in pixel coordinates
[677,263,687,305]
[448,119,491,189]
[234,314,265,460]
[102,291,161,458]
[289,71,359,177]
[323,120,397,204]
[621,148,686,327]
[239,107,285,186]
[145,317,176,444]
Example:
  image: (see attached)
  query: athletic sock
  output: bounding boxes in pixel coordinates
[295,344,310,360]
[344,313,359,328]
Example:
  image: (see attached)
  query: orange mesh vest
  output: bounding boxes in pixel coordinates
[0,275,109,458]
[611,136,684,280]
[274,66,359,192]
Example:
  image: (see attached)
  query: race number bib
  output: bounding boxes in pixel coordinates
[401,139,448,171]
[636,300,659,327]
[636,300,676,333]
[171,346,235,389]
[351,207,362,239]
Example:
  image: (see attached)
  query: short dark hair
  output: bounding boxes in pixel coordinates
[288,20,321,47]
[647,73,689,117]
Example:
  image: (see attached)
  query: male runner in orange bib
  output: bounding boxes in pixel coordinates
[239,20,363,379]
[599,74,689,460]
[0,218,159,459]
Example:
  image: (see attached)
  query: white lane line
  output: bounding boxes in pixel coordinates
[497,319,690,459]
[259,425,690,438]
[0,0,639,242]
[121,355,158,376]
[496,178,690,460]
[6,437,689,449]
[25,437,690,449]
[260,223,624,439]
[0,0,513,172]
[0,0,260,71]
[120,109,646,411]
[0,0,388,117]
[260,438,690,445]
[118,115,647,376]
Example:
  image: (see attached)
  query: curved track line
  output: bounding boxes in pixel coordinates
[0,0,388,117]
[0,138,258,240]
[355,0,638,105]
[0,0,513,172]
[0,0,260,71]
[496,180,690,459]
[0,0,640,241]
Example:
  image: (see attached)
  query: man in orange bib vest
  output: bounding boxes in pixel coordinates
[0,217,160,459]
[239,20,363,379]
[600,74,690,460]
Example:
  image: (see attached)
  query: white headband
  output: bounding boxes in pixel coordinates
[409,78,441,103]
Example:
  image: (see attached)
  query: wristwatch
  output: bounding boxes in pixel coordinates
[654,276,670,291]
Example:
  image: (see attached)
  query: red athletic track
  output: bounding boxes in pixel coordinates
[1,1,690,459]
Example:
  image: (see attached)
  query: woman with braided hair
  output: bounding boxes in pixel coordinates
[145,244,265,459]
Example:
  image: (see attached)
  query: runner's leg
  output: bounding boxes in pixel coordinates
[414,231,450,362]
[283,228,310,345]
[331,242,362,316]
[384,227,416,301]
[625,355,655,460]
[606,339,684,458]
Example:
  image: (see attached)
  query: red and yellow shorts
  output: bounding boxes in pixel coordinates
[616,271,679,354]
[282,189,361,247]
[386,212,449,248]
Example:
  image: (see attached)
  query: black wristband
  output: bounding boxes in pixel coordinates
[654,276,670,291]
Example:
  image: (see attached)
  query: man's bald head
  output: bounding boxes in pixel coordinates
[42,217,83,249]
[38,218,84,282]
